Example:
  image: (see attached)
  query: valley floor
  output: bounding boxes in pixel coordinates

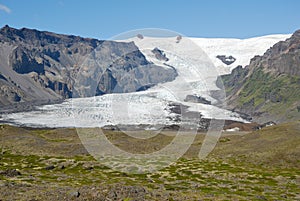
[0,122,299,200]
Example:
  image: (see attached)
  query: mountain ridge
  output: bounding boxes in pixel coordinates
[0,25,177,108]
[219,30,300,123]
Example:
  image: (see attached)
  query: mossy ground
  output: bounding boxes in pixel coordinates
[0,122,299,200]
[222,67,300,122]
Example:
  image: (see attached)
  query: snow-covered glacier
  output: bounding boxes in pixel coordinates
[0,34,290,128]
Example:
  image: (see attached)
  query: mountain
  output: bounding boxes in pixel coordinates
[219,30,300,123]
[0,30,290,128]
[0,26,292,127]
[0,25,177,108]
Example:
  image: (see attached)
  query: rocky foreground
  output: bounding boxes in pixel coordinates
[0,122,299,200]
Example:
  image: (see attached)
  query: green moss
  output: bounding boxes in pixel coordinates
[1,127,299,200]
[237,68,300,118]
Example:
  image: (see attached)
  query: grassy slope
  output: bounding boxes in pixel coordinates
[0,123,299,200]
[223,67,300,122]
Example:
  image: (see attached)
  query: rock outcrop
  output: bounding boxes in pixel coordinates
[151,47,169,62]
[184,95,211,105]
[216,55,236,65]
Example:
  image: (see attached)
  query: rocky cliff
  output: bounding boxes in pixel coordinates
[219,30,300,123]
[0,26,177,108]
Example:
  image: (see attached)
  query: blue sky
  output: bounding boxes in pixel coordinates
[0,0,299,39]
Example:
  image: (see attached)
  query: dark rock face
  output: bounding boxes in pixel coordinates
[219,30,300,123]
[216,55,236,65]
[0,26,177,107]
[184,95,211,105]
[216,65,248,92]
[151,47,169,61]
[10,46,46,74]
[260,30,300,76]
[0,80,23,105]
[96,69,118,95]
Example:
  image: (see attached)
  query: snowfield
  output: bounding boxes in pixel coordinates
[0,34,290,128]
[190,34,291,74]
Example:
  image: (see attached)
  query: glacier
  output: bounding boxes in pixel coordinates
[0,34,290,128]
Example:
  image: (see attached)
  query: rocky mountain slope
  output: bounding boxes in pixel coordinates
[0,25,177,108]
[219,30,300,123]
